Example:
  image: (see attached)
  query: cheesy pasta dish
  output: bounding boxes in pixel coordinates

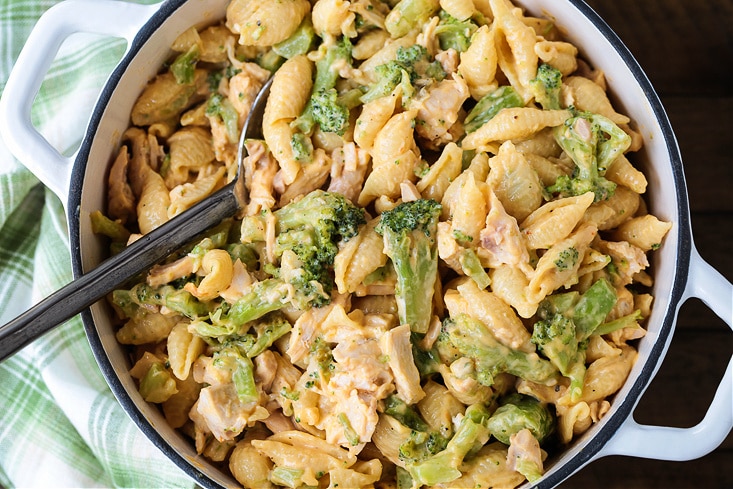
[93,0,672,486]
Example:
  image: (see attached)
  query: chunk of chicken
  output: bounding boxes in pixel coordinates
[193,384,268,442]
[380,324,425,404]
[414,75,470,149]
[478,187,533,277]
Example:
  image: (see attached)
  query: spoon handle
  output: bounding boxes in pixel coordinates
[0,182,240,362]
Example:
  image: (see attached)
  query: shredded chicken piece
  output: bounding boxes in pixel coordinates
[193,384,268,442]
[380,324,425,404]
[435,48,460,74]
[596,239,649,286]
[478,188,533,277]
[254,350,279,392]
[242,140,278,215]
[147,255,195,287]
[107,146,136,225]
[506,429,544,480]
[219,259,254,303]
[228,63,270,126]
[327,142,370,203]
[414,75,470,149]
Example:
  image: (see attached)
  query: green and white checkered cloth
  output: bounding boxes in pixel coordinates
[0,1,197,487]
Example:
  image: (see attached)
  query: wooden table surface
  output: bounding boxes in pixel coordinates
[560,0,733,487]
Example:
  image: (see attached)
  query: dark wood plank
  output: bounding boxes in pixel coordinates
[583,0,733,96]
[664,98,733,213]
[563,451,733,489]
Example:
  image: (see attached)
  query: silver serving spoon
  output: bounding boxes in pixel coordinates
[0,77,272,362]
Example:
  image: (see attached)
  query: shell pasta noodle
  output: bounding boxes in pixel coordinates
[95,0,672,486]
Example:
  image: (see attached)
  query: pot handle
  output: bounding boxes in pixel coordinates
[598,245,732,461]
[0,0,160,200]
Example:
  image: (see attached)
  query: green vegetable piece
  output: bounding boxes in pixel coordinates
[231,353,258,403]
[338,413,362,446]
[247,315,292,358]
[405,403,491,486]
[361,45,444,104]
[360,61,409,103]
[239,190,366,306]
[292,37,352,136]
[206,93,239,144]
[486,393,555,445]
[139,362,178,403]
[594,309,644,337]
[226,243,259,271]
[531,278,617,399]
[440,314,559,386]
[572,277,617,339]
[399,429,449,464]
[290,131,314,162]
[255,49,284,73]
[375,199,441,333]
[164,288,210,319]
[385,0,440,38]
[464,86,524,133]
[385,394,431,432]
[273,17,315,59]
[89,210,131,242]
[514,448,544,482]
[529,62,563,110]
[170,43,199,85]
[311,87,350,135]
[270,467,305,488]
[214,278,292,328]
[548,112,630,202]
[434,10,478,52]
[458,248,491,290]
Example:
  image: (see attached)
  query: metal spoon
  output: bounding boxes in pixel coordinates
[0,77,272,362]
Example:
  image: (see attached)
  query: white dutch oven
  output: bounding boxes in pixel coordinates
[1,0,731,487]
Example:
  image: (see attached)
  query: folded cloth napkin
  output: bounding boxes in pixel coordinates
[0,1,196,487]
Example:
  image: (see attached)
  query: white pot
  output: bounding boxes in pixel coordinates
[1,0,731,487]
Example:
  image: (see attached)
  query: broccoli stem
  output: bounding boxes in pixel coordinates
[443,314,559,386]
[376,199,442,334]
[406,404,491,486]
[464,86,524,133]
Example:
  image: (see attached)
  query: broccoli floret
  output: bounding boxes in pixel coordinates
[212,346,258,403]
[360,61,410,104]
[405,403,491,486]
[385,394,431,432]
[399,430,450,464]
[361,45,445,103]
[531,278,617,400]
[292,37,353,136]
[241,189,366,304]
[547,112,631,202]
[486,393,555,445]
[206,92,239,144]
[170,43,199,85]
[434,10,478,52]
[438,314,559,386]
[529,62,563,110]
[385,0,440,38]
[464,85,524,133]
[375,199,442,334]
[396,45,446,84]
[310,87,350,136]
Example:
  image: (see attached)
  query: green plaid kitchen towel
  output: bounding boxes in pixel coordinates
[0,0,197,487]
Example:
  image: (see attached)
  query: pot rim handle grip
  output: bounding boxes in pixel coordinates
[0,0,160,201]
[598,245,732,461]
